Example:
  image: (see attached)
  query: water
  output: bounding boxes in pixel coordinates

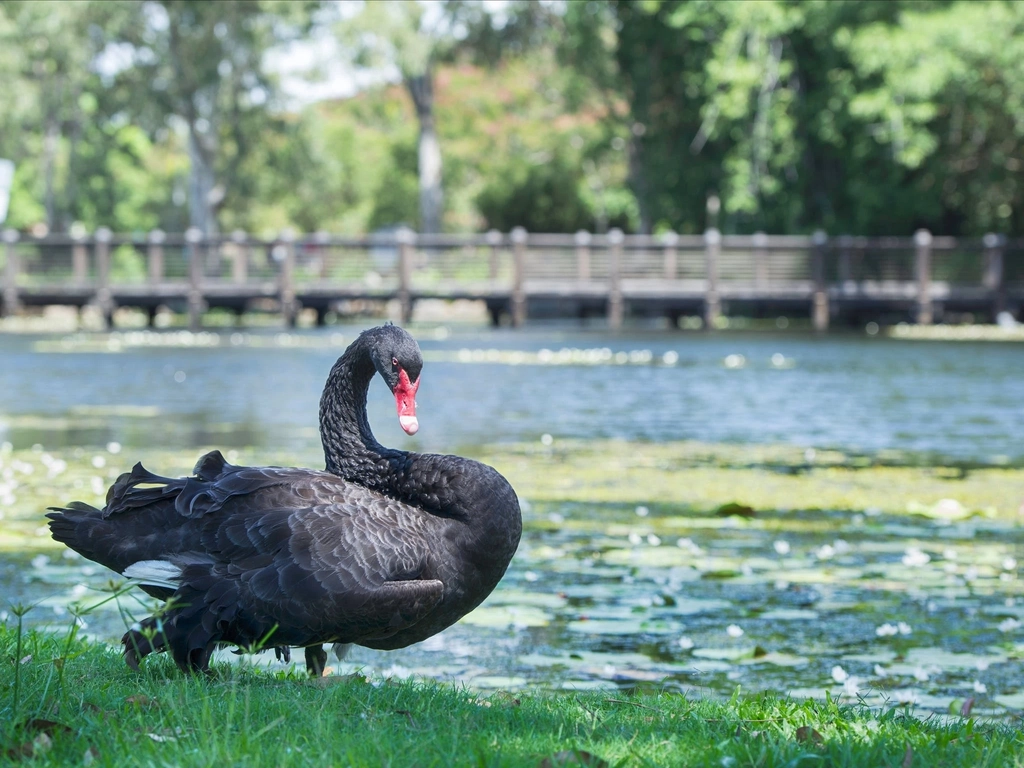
[1,327,1022,461]
[2,325,1024,718]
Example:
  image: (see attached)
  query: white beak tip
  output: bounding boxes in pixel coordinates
[399,415,419,435]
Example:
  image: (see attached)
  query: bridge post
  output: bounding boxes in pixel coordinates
[703,228,721,329]
[837,235,852,287]
[230,230,249,283]
[485,229,502,280]
[395,227,415,325]
[607,228,624,329]
[147,229,165,284]
[71,224,88,285]
[983,233,1006,320]
[94,227,113,328]
[279,228,297,328]
[812,230,829,332]
[2,228,19,317]
[753,231,768,290]
[185,227,205,330]
[574,230,591,282]
[510,227,527,327]
[914,229,933,325]
[661,231,678,280]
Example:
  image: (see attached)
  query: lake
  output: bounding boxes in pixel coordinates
[1,326,1022,461]
[2,325,1023,718]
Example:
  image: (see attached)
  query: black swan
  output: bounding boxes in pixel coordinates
[47,324,522,676]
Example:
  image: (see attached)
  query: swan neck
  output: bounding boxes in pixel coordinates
[320,336,383,477]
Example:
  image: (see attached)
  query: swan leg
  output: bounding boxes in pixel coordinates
[332,643,352,662]
[274,645,292,664]
[122,617,168,671]
[304,645,328,677]
[122,606,217,676]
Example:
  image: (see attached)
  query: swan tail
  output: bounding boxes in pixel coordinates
[46,502,109,566]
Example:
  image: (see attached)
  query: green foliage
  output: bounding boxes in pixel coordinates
[2,0,1023,236]
[477,149,593,233]
[110,245,147,283]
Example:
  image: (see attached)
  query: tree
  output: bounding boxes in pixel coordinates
[337,1,445,233]
[841,1,1024,234]
[337,0,557,233]
[106,0,318,235]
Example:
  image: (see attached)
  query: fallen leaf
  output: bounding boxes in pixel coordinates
[393,709,418,728]
[795,726,823,745]
[960,697,974,718]
[24,719,72,736]
[125,695,157,708]
[32,733,53,755]
[539,750,609,768]
[311,672,367,688]
[490,691,522,707]
[902,743,913,768]
[83,746,100,765]
[19,655,32,665]
[147,732,177,743]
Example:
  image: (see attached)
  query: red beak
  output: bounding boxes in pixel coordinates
[394,368,419,435]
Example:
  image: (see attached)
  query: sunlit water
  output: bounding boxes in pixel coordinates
[1,326,1022,460]
[2,325,1023,718]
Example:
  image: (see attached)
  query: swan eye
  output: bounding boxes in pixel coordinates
[392,357,399,368]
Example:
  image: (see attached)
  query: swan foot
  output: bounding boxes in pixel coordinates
[304,645,328,677]
[122,621,166,671]
[274,645,292,664]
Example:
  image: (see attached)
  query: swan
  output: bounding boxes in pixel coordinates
[47,324,522,676]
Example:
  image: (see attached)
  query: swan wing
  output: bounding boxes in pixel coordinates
[51,451,447,650]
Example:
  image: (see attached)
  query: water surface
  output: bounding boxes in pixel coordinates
[2,325,1023,718]
[1,326,1021,462]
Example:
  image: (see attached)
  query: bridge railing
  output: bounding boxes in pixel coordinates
[2,226,1022,328]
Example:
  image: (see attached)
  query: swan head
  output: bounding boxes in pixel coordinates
[368,324,423,435]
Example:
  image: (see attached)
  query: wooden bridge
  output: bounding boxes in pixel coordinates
[2,226,1021,329]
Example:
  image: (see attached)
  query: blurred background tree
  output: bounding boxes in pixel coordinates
[0,0,1020,236]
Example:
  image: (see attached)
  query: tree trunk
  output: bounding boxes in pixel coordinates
[42,114,59,230]
[628,131,651,235]
[188,127,218,235]
[406,71,443,234]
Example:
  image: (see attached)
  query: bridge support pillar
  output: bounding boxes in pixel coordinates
[71,227,88,286]
[511,227,527,327]
[812,230,829,332]
[396,227,415,325]
[607,228,623,329]
[914,229,933,325]
[2,228,19,317]
[983,233,1006,321]
[147,229,165,285]
[186,227,205,331]
[662,231,678,280]
[575,230,591,282]
[94,227,114,329]
[703,228,721,330]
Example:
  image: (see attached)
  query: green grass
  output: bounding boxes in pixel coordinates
[1,625,1022,767]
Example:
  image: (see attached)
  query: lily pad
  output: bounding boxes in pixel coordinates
[992,692,1024,710]
[566,618,678,635]
[459,605,551,628]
